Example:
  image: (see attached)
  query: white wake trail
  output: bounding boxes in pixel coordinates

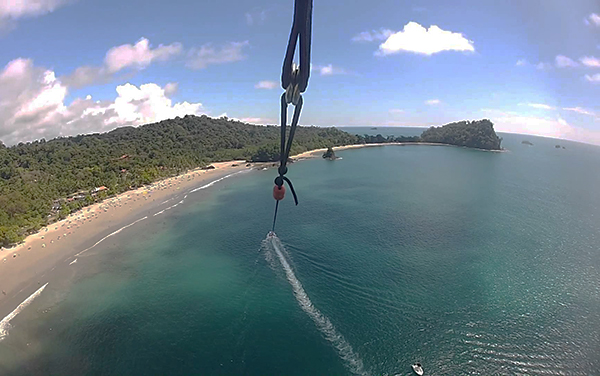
[263,234,368,376]
[0,283,48,341]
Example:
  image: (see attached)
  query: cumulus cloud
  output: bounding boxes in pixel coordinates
[374,22,474,56]
[0,0,72,31]
[352,28,393,42]
[104,38,182,73]
[563,107,595,116]
[62,38,182,88]
[186,41,249,69]
[313,64,348,76]
[586,13,600,26]
[555,55,579,68]
[585,73,600,83]
[425,99,440,105]
[580,56,600,68]
[254,80,277,89]
[0,59,203,145]
[482,109,600,145]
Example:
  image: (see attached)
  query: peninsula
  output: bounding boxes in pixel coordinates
[0,116,501,246]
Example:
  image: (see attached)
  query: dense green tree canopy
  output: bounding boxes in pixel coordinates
[0,115,360,246]
[420,119,502,150]
[0,116,499,246]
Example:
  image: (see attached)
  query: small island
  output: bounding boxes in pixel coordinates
[322,147,338,160]
[555,145,561,149]
[522,140,534,146]
[420,119,502,150]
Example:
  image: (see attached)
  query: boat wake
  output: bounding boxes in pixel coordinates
[262,233,368,376]
[0,283,48,341]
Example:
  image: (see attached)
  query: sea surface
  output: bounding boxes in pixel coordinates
[1,129,599,375]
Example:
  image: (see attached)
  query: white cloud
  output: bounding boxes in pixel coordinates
[580,56,600,68]
[563,107,595,116]
[0,59,203,145]
[587,13,600,26]
[164,82,178,96]
[516,59,528,66]
[555,55,579,68]
[105,83,202,125]
[314,64,347,76]
[482,109,600,145]
[585,73,600,83]
[536,62,552,70]
[104,38,182,73]
[63,37,182,88]
[376,22,474,56]
[254,80,278,89]
[0,0,71,31]
[186,41,249,69]
[425,99,440,105]
[239,117,273,124]
[389,109,405,114]
[352,28,393,42]
[523,103,555,110]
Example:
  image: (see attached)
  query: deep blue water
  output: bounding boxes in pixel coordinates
[1,130,599,375]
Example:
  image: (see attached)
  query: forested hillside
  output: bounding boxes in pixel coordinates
[420,119,502,150]
[0,115,358,246]
[0,115,500,246]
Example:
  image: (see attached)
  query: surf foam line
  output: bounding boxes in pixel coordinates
[76,216,148,256]
[189,170,249,193]
[153,200,183,216]
[265,235,368,376]
[0,283,48,341]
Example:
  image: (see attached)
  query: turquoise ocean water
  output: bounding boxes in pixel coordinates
[0,128,599,375]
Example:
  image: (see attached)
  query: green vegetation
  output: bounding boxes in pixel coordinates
[420,119,502,150]
[0,115,358,246]
[0,116,501,246]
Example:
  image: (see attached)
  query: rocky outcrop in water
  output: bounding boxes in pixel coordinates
[322,147,338,160]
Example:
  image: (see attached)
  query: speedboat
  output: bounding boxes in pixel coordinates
[411,363,424,376]
[267,231,276,238]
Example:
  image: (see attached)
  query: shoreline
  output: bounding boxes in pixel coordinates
[0,161,249,323]
[0,141,502,334]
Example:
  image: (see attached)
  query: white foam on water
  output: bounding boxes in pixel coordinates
[189,170,248,193]
[159,198,174,205]
[0,283,48,341]
[263,234,368,376]
[76,216,148,256]
[69,259,77,265]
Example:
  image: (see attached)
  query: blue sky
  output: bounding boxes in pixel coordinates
[0,0,599,145]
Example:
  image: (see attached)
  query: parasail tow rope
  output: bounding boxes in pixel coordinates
[271,0,313,233]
